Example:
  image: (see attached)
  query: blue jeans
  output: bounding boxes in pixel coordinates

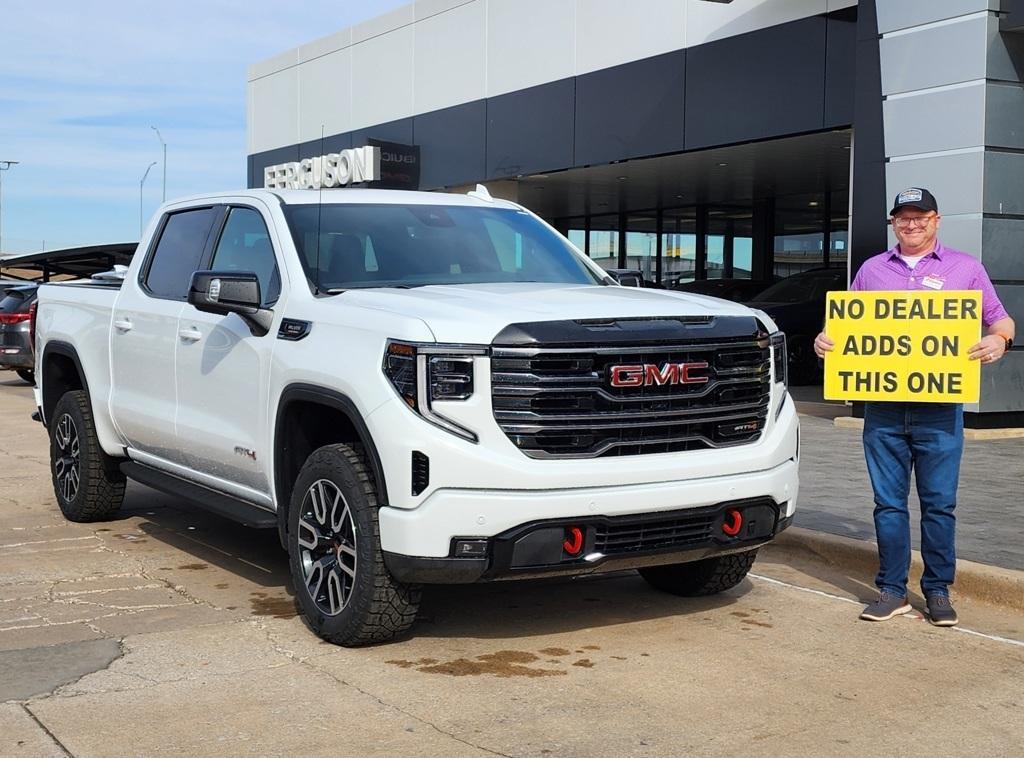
[862,402,963,598]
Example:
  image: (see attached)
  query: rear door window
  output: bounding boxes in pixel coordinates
[144,207,219,300]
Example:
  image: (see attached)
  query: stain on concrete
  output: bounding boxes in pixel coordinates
[385,658,439,669]
[743,620,774,629]
[573,659,595,668]
[214,583,230,589]
[250,592,297,619]
[177,563,208,571]
[582,645,600,650]
[611,656,627,660]
[412,650,566,678]
[0,638,123,701]
[538,647,570,657]
[730,611,751,618]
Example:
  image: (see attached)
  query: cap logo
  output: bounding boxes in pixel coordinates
[898,189,923,204]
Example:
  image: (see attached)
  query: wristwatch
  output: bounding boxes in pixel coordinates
[995,331,1014,350]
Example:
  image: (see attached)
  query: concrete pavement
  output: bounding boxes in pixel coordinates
[2,375,1023,757]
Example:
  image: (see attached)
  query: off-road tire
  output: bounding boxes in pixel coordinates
[288,443,420,646]
[639,549,758,597]
[16,368,34,385]
[49,390,126,522]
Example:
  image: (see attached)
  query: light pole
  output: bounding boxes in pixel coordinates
[0,160,20,254]
[151,126,166,202]
[140,162,156,237]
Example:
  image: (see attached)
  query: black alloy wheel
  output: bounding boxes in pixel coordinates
[296,478,358,617]
[53,412,81,503]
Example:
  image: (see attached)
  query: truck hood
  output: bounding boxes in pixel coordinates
[339,283,760,343]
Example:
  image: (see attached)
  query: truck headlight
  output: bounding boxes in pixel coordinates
[770,331,787,388]
[770,331,788,418]
[383,341,485,441]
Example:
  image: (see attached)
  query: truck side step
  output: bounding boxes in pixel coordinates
[120,461,278,529]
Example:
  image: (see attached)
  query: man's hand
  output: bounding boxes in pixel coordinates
[968,334,1007,364]
[814,331,834,359]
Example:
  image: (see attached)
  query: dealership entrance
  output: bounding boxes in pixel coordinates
[507,129,853,290]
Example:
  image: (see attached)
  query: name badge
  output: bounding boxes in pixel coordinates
[921,275,945,290]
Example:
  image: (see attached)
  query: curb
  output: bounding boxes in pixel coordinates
[831,415,1024,440]
[768,526,1024,612]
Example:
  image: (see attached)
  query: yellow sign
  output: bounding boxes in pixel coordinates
[823,290,982,403]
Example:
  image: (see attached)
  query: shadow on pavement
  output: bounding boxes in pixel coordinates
[120,481,752,639]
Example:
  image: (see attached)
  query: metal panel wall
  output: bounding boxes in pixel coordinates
[414,100,487,190]
[486,79,576,178]
[573,51,685,167]
[684,17,828,150]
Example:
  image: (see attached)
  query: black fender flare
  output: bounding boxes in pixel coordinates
[273,383,389,544]
[39,340,91,427]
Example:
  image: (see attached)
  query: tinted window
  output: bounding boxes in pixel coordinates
[144,208,218,299]
[0,287,36,313]
[282,204,601,291]
[750,270,845,304]
[209,207,280,307]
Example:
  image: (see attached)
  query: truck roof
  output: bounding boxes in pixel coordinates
[163,188,524,210]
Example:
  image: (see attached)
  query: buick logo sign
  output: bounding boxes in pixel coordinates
[609,362,710,388]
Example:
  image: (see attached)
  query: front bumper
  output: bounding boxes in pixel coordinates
[384,497,793,584]
[379,454,798,583]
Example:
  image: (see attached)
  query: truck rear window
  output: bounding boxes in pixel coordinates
[282,204,601,292]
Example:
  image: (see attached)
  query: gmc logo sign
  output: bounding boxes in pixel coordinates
[609,362,710,388]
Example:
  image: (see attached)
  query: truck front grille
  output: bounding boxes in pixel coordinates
[491,330,771,459]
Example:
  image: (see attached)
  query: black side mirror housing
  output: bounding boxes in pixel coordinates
[188,271,274,336]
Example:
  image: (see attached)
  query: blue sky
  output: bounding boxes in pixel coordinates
[0,0,406,254]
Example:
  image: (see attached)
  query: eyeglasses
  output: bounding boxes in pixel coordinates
[892,215,936,229]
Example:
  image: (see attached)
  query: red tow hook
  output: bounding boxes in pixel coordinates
[722,509,743,537]
[562,527,584,556]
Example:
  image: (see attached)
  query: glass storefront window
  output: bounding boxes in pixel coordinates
[707,207,753,279]
[661,207,696,287]
[625,214,657,282]
[774,194,825,278]
[588,215,619,271]
[567,229,586,253]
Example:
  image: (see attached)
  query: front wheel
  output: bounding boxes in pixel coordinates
[16,368,34,385]
[639,549,758,597]
[288,443,420,646]
[49,390,126,522]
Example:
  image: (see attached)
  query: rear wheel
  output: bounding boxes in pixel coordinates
[16,369,34,384]
[49,390,126,522]
[288,443,420,646]
[639,549,758,596]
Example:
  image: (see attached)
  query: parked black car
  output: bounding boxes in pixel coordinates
[746,267,847,384]
[0,283,37,384]
[671,277,778,303]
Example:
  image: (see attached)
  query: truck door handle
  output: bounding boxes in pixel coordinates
[178,327,202,342]
[113,318,133,332]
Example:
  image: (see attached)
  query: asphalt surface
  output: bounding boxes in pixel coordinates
[2,374,1023,757]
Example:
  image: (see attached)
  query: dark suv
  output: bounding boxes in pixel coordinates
[0,283,37,384]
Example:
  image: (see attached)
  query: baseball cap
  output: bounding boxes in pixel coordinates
[890,187,938,216]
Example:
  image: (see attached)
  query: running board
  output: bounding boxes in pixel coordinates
[120,461,277,528]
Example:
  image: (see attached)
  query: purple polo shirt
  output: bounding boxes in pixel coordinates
[850,241,1009,327]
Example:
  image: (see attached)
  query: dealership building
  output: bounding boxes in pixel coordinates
[248,0,1024,424]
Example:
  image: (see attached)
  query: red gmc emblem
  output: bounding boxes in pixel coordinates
[609,362,710,388]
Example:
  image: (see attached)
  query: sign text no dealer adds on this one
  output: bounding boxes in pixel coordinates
[823,290,982,403]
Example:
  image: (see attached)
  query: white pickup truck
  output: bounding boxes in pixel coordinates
[32,188,799,645]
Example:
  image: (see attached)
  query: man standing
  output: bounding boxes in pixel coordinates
[814,188,1016,627]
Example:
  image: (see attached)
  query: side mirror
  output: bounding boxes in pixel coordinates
[187,271,273,336]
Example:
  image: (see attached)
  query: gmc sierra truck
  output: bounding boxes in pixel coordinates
[32,187,799,646]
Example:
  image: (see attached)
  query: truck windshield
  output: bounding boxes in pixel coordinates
[282,203,602,291]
